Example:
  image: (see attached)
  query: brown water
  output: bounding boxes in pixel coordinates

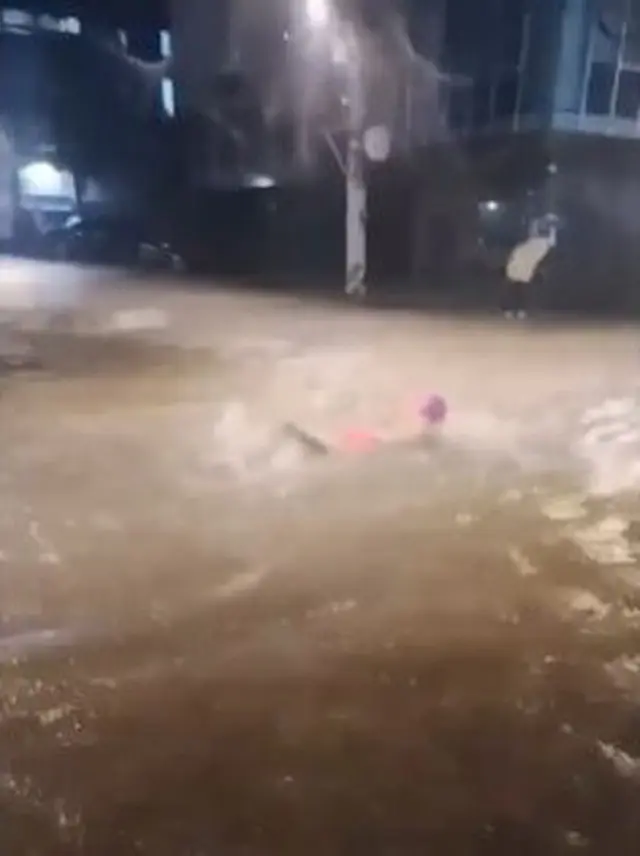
[1,283,640,855]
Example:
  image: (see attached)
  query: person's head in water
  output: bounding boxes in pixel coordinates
[419,394,448,429]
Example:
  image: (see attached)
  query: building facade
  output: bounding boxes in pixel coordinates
[442,0,640,140]
[0,3,175,250]
[165,0,640,303]
[0,6,174,117]
[440,0,640,310]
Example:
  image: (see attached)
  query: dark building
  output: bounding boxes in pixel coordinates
[164,0,640,305]
[443,0,640,139]
[438,0,640,310]
[0,2,174,249]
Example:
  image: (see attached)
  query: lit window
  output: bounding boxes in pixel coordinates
[160,30,171,58]
[2,8,33,30]
[59,16,80,34]
[38,14,57,31]
[162,78,175,116]
[18,161,75,204]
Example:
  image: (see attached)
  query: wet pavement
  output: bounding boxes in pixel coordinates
[2,261,640,854]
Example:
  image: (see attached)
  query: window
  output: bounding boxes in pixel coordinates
[586,61,616,114]
[495,0,525,67]
[162,78,175,116]
[622,24,640,66]
[472,81,491,127]
[615,68,640,117]
[592,14,622,63]
[494,73,518,119]
[59,16,80,34]
[1,8,32,30]
[447,85,473,131]
[160,30,172,59]
[37,14,79,34]
[38,14,57,31]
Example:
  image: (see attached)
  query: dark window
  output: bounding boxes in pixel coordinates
[496,0,525,67]
[444,0,483,64]
[592,16,620,63]
[447,85,472,130]
[519,76,539,117]
[127,30,161,62]
[472,80,491,126]
[615,68,640,118]
[585,61,616,114]
[622,30,640,67]
[494,73,518,119]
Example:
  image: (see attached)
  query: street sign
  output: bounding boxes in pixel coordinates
[363,125,391,162]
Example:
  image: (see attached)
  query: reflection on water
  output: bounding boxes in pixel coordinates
[1,331,640,854]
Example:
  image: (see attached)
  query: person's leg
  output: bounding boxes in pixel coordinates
[501,277,516,316]
[515,281,527,318]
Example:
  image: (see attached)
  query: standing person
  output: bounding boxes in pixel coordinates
[502,225,556,319]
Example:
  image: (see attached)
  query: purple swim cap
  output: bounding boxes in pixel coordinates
[419,394,448,425]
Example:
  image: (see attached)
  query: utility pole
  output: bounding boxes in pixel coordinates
[294,1,371,298]
[344,33,367,298]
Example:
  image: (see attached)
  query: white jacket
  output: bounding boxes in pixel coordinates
[506,235,554,284]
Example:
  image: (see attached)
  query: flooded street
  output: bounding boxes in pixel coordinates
[2,262,640,854]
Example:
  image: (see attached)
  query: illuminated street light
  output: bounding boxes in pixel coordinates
[246,173,276,189]
[294,0,369,297]
[305,0,329,29]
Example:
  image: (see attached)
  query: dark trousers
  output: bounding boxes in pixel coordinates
[501,279,527,314]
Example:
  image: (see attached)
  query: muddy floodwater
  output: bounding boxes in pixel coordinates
[2,268,640,854]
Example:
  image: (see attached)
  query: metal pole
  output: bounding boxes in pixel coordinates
[345,35,367,298]
[578,6,596,128]
[609,19,627,125]
[513,11,532,131]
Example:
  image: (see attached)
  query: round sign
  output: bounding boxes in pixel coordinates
[363,125,391,162]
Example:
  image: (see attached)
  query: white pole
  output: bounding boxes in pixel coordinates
[345,35,367,298]
[608,19,627,126]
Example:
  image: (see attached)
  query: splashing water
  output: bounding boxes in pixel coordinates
[2,321,640,855]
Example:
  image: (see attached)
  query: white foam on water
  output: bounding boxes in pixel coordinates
[0,259,83,314]
[573,395,640,496]
[107,308,169,333]
[210,401,311,485]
